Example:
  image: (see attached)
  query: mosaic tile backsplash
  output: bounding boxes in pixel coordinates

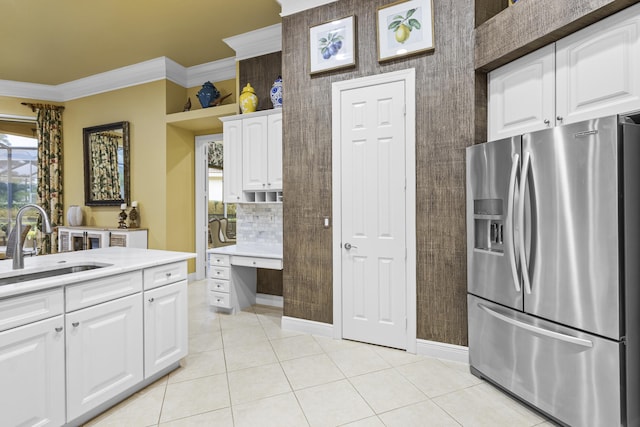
[236,204,283,244]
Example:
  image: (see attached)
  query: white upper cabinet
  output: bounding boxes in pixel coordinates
[267,112,283,190]
[556,4,640,125]
[222,109,283,203]
[223,118,243,203]
[488,2,640,140]
[242,115,269,191]
[488,44,556,141]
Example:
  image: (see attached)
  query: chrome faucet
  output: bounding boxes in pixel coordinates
[12,204,53,270]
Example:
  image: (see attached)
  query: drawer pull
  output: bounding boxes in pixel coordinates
[72,322,80,327]
[149,297,155,303]
[166,273,172,278]
[55,327,63,333]
[253,261,256,265]
[216,299,222,303]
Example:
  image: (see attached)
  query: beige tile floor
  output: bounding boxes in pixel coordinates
[85,280,557,427]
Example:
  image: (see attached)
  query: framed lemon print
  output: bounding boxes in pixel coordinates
[309,15,357,75]
[377,0,434,62]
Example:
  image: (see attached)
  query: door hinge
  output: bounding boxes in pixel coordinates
[405,317,407,330]
[403,105,406,116]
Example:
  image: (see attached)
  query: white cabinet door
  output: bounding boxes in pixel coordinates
[144,280,188,378]
[0,315,65,427]
[488,44,555,141]
[267,112,283,190]
[556,3,640,125]
[242,116,269,191]
[223,118,243,203]
[66,293,143,421]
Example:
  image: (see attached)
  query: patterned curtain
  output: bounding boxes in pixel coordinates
[34,105,64,254]
[89,132,121,200]
[208,141,223,168]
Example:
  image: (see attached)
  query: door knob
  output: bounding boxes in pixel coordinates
[344,243,358,250]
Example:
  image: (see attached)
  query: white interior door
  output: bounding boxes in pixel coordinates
[339,79,408,350]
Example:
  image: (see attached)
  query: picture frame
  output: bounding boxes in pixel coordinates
[309,15,357,75]
[377,0,435,62]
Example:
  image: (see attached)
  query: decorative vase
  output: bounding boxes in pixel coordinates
[196,81,220,109]
[270,76,283,108]
[239,83,258,113]
[67,205,83,226]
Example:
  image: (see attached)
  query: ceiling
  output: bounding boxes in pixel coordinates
[1,0,283,86]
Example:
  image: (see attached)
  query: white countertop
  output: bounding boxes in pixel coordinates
[0,247,195,299]
[207,243,282,260]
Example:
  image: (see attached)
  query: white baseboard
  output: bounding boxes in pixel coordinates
[281,316,333,338]
[256,293,283,308]
[416,339,469,364]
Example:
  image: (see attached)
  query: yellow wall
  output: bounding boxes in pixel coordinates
[63,81,170,249]
[0,77,235,273]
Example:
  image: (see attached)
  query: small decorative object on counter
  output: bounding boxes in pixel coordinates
[118,204,128,229]
[239,83,258,113]
[66,205,83,226]
[270,76,283,108]
[196,81,221,109]
[183,97,191,112]
[129,201,139,228]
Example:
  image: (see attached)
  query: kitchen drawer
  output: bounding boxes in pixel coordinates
[209,254,230,267]
[0,288,64,332]
[209,291,231,309]
[143,261,188,290]
[232,255,283,270]
[209,266,230,280]
[66,271,142,311]
[208,279,230,293]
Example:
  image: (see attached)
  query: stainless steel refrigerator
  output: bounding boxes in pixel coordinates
[466,115,640,427]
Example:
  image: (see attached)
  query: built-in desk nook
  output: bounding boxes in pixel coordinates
[207,244,283,313]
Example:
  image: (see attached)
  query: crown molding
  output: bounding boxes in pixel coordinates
[276,0,338,17]
[0,56,237,102]
[223,23,282,61]
[0,79,65,102]
[186,58,236,87]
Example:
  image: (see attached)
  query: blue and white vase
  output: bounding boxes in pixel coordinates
[270,76,283,108]
[196,81,220,108]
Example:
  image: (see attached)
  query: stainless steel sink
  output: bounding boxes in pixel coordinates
[0,263,111,285]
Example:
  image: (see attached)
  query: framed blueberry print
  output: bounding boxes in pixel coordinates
[309,15,357,75]
[377,0,435,62]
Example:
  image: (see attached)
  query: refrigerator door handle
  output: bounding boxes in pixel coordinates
[506,153,521,293]
[478,303,593,348]
[518,151,533,295]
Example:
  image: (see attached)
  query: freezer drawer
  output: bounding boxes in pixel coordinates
[468,295,623,427]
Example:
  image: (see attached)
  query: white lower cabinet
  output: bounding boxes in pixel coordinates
[144,280,188,378]
[0,315,66,427]
[0,259,188,426]
[66,292,143,421]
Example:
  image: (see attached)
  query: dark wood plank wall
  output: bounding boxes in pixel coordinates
[239,52,283,111]
[476,0,640,72]
[282,0,475,345]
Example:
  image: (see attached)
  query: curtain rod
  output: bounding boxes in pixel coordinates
[21,102,65,112]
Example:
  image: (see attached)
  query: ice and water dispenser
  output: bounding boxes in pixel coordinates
[473,198,504,253]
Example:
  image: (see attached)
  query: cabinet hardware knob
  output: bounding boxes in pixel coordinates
[55,327,63,332]
[253,261,256,265]
[544,119,550,125]
[166,272,172,278]
[72,322,79,327]
[149,298,155,303]
[557,116,564,121]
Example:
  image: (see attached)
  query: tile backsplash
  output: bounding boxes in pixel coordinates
[236,204,283,244]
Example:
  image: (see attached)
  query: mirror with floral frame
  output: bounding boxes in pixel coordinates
[83,121,130,206]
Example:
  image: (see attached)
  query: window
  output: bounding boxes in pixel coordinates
[0,133,39,248]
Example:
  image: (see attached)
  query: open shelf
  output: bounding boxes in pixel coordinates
[165,103,238,133]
